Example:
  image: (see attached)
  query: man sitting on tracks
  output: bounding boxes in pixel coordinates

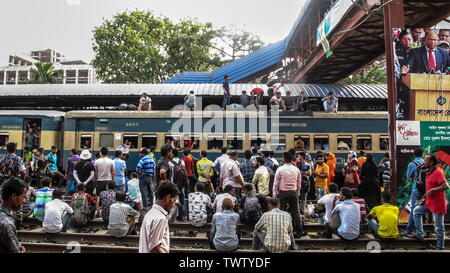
[108,191,138,237]
[189,182,213,227]
[325,187,360,241]
[139,181,179,253]
[209,197,240,252]
[252,197,296,253]
[43,189,73,233]
[33,177,54,222]
[367,191,399,240]
[212,185,237,214]
[71,183,97,227]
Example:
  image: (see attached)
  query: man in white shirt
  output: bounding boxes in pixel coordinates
[213,185,237,213]
[326,187,360,241]
[94,147,115,196]
[138,92,151,111]
[317,183,340,226]
[139,181,179,253]
[43,189,73,233]
[212,147,229,177]
[220,151,244,201]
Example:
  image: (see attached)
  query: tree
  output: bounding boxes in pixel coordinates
[91,10,222,83]
[342,61,387,84]
[27,62,63,84]
[164,18,224,75]
[213,25,265,64]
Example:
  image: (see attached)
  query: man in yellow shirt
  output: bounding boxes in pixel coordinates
[367,191,399,239]
[313,154,329,199]
[196,151,214,196]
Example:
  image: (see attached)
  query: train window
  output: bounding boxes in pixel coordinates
[294,135,310,151]
[99,134,114,148]
[357,136,372,150]
[314,135,329,151]
[251,135,267,151]
[80,134,92,149]
[184,134,200,150]
[270,135,286,151]
[142,135,157,149]
[123,134,138,149]
[165,134,181,149]
[337,135,352,151]
[208,135,223,150]
[380,136,389,150]
[227,135,243,150]
[0,133,9,147]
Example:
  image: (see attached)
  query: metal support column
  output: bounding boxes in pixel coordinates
[383,0,404,205]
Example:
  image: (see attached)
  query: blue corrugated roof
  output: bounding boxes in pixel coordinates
[165,39,287,84]
[164,0,322,84]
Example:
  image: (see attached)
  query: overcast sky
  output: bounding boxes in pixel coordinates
[0,0,307,65]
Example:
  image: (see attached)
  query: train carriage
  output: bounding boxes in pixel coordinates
[62,110,389,174]
[0,110,65,158]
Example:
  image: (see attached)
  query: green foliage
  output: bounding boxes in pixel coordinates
[343,62,387,84]
[27,62,63,84]
[91,10,223,83]
[214,25,265,64]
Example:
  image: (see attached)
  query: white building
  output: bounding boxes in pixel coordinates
[0,49,99,85]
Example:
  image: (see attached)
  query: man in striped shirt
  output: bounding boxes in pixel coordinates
[351,188,367,224]
[252,197,296,253]
[33,177,54,221]
[136,148,155,209]
[108,191,138,237]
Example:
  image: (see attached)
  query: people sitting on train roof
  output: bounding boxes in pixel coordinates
[269,91,284,111]
[240,90,250,108]
[252,197,297,253]
[325,187,361,241]
[138,93,151,111]
[42,189,73,233]
[284,91,296,112]
[322,92,338,113]
[209,197,240,252]
[184,90,196,111]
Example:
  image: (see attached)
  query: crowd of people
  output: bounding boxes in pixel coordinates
[0,138,448,253]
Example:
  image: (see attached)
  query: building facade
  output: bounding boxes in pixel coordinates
[0,49,98,85]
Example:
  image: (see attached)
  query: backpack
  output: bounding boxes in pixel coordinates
[243,195,262,227]
[296,161,310,194]
[70,193,90,227]
[171,160,188,188]
[415,163,429,197]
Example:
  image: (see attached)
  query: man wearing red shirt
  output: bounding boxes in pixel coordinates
[413,153,449,250]
[250,88,264,110]
[182,149,196,194]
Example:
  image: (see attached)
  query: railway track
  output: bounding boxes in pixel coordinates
[18,230,444,250]
[21,241,450,254]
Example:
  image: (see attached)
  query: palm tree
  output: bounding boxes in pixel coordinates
[29,62,63,84]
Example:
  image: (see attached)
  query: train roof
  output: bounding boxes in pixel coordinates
[65,110,388,119]
[0,110,66,118]
[0,83,387,99]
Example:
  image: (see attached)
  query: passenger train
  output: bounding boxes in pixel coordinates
[0,110,389,178]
